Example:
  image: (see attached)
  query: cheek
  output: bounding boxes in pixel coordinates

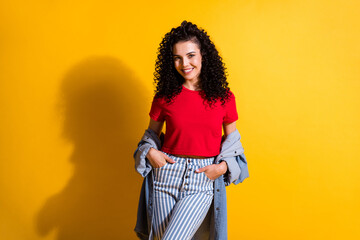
[196,59,202,70]
[174,63,183,74]
[195,57,202,67]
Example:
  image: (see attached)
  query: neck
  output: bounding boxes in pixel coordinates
[182,80,201,91]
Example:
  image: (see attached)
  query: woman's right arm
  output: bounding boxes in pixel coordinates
[148,118,164,137]
[146,118,175,168]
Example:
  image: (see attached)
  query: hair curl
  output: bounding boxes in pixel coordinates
[153,20,232,107]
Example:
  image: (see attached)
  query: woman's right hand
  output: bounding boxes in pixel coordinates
[146,148,176,168]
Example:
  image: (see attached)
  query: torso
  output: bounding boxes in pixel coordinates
[149,85,238,157]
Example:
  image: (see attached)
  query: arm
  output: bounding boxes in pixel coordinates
[195,121,237,180]
[220,121,242,185]
[133,118,167,177]
[148,118,164,138]
[146,118,175,168]
[216,121,237,173]
[223,121,237,137]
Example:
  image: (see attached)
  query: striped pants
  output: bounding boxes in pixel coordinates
[152,151,215,240]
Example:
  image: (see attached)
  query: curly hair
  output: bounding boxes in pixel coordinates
[153,20,232,107]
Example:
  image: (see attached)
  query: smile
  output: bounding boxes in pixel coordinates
[182,68,194,74]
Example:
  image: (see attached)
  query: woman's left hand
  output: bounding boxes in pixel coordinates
[195,162,228,180]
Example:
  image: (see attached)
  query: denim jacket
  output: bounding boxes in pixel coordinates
[133,128,249,240]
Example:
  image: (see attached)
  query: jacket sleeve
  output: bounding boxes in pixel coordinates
[134,143,153,177]
[217,129,249,186]
[234,152,249,184]
[134,128,163,177]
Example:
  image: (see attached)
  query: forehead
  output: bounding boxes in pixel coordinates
[172,40,200,55]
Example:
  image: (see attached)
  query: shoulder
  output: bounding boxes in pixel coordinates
[216,90,236,108]
[228,90,235,97]
[152,92,179,106]
[152,94,165,104]
[225,89,236,102]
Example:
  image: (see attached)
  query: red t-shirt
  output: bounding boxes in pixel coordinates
[149,85,238,157]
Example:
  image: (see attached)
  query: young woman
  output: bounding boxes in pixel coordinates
[138,20,240,239]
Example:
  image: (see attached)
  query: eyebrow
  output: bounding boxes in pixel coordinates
[173,51,196,57]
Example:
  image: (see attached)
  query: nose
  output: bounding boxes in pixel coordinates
[182,58,190,67]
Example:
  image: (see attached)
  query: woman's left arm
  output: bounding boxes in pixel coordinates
[223,121,237,137]
[195,121,237,180]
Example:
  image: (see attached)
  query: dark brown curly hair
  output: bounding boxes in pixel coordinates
[153,20,232,107]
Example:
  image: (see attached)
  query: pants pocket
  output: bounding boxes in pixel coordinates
[153,162,168,170]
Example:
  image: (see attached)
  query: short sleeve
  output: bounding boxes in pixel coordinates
[149,96,165,122]
[223,91,238,123]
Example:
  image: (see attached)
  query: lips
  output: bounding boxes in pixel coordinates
[182,68,194,74]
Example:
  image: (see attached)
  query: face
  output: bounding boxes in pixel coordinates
[172,40,202,82]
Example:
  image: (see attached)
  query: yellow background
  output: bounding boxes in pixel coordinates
[1,0,359,239]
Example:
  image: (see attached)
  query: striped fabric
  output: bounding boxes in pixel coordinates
[152,152,215,240]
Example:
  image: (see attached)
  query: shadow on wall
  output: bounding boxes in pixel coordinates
[35,56,148,240]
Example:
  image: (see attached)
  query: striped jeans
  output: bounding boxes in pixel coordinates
[152,151,215,240]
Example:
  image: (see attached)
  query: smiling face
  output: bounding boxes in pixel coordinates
[172,40,202,83]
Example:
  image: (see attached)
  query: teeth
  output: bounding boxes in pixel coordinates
[183,68,193,73]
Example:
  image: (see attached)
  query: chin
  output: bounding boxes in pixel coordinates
[183,74,198,81]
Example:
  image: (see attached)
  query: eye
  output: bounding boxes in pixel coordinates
[189,54,195,58]
[173,56,180,60]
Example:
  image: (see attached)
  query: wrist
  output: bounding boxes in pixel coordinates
[146,147,155,158]
[218,161,228,175]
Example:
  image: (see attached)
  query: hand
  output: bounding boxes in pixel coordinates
[195,162,228,180]
[146,148,176,168]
